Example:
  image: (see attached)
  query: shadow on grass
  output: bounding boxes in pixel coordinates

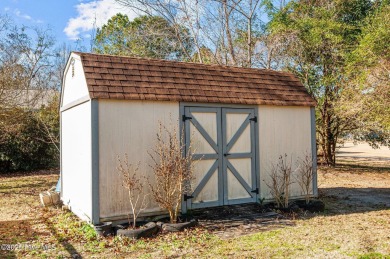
[0,219,42,259]
[337,151,363,154]
[0,180,52,192]
[313,161,390,217]
[319,187,390,213]
[0,182,58,199]
[0,170,59,178]
[0,175,58,197]
[320,162,390,174]
[42,215,81,258]
[0,217,81,258]
[339,156,390,162]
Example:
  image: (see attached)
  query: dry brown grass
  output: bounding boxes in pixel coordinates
[0,170,58,221]
[0,145,389,258]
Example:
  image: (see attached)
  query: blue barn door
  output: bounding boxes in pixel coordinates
[183,107,258,209]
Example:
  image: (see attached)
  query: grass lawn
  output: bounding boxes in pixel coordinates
[0,145,389,258]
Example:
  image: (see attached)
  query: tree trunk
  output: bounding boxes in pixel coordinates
[222,0,237,65]
[169,209,176,223]
[247,17,252,67]
[321,109,336,166]
[320,83,336,167]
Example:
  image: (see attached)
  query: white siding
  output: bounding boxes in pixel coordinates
[61,101,92,221]
[61,53,89,107]
[258,105,313,200]
[98,100,179,219]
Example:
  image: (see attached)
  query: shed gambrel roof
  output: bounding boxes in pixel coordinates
[75,52,316,106]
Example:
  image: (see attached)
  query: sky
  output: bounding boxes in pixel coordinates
[0,0,137,50]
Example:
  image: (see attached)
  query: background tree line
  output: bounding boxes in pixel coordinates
[106,0,389,166]
[0,16,67,172]
[0,0,388,172]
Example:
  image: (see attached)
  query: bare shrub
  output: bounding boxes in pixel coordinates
[295,153,314,204]
[265,154,294,208]
[116,154,148,229]
[148,120,194,223]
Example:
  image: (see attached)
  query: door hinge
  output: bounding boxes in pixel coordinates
[183,194,194,201]
[182,115,192,121]
[249,116,257,123]
[251,188,259,194]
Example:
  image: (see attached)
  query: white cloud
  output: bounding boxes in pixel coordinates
[64,0,137,41]
[13,9,43,24]
[14,9,32,20]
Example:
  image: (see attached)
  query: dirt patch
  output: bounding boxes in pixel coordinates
[337,141,390,162]
[320,142,390,213]
[191,204,292,239]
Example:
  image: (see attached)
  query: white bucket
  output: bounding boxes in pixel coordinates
[39,187,60,207]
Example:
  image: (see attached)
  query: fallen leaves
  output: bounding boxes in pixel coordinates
[1,161,389,258]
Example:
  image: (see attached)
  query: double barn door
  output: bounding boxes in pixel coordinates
[183,107,258,209]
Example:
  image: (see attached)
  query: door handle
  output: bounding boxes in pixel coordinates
[224,153,231,157]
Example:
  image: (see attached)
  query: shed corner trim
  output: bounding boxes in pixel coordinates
[91,99,100,224]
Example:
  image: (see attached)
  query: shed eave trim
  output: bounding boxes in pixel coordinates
[60,95,91,112]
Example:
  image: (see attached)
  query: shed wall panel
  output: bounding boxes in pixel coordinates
[258,106,312,200]
[61,101,92,221]
[62,54,90,107]
[98,100,179,219]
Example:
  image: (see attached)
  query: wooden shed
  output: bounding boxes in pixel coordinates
[60,52,317,224]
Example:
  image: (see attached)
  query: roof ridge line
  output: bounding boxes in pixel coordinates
[73,51,295,77]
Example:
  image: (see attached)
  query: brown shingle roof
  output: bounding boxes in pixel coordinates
[76,52,316,106]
